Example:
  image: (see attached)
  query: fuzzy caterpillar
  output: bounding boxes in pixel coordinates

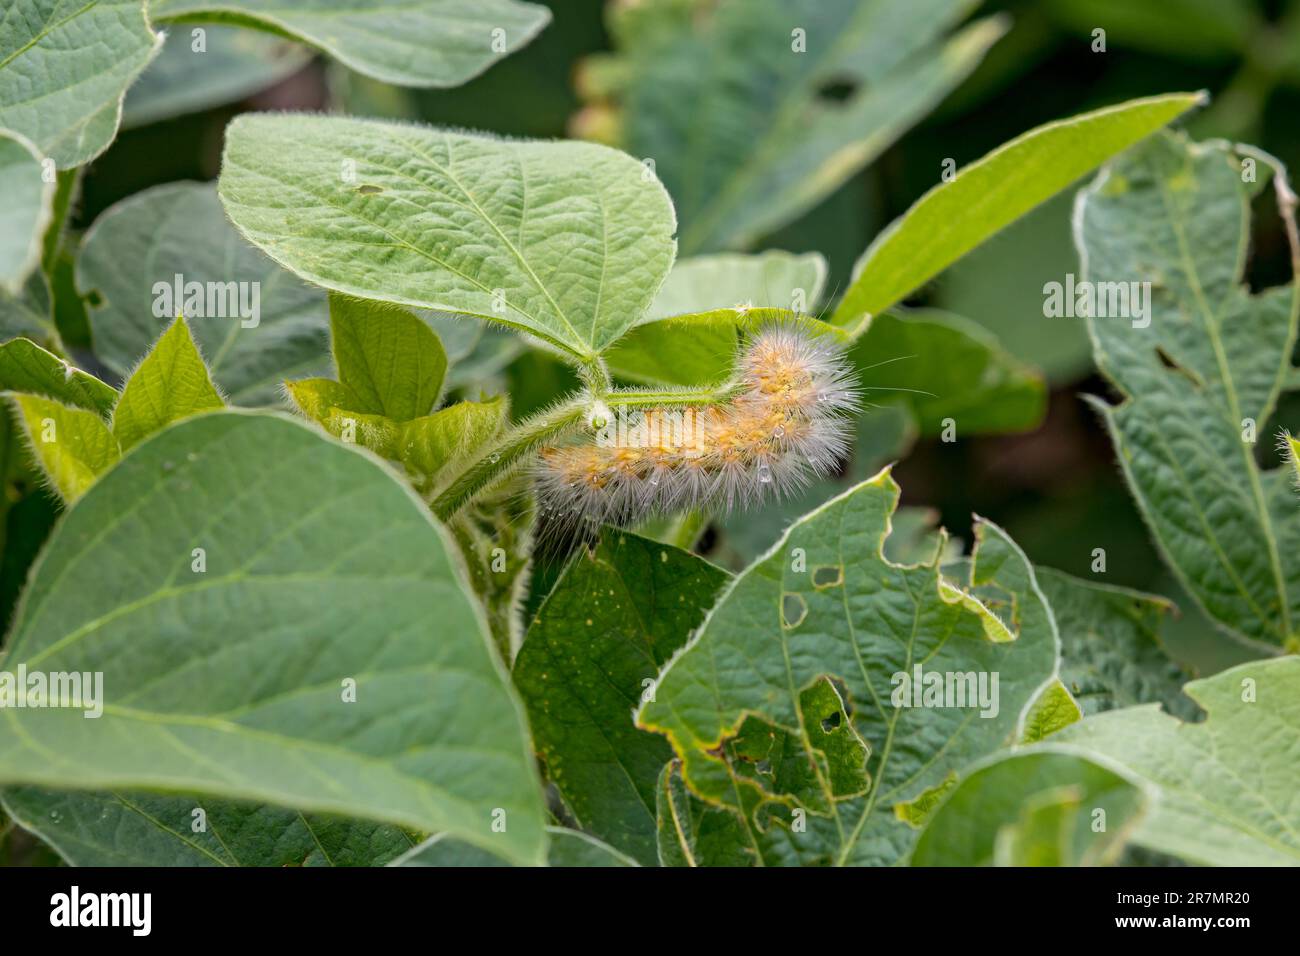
[535,325,860,529]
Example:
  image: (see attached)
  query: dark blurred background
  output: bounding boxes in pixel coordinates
[70,0,1300,674]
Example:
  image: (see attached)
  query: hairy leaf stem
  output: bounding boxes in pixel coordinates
[432,379,740,519]
[432,397,587,520]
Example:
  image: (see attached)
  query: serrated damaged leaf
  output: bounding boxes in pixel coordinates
[636,468,1061,865]
[1078,133,1300,650]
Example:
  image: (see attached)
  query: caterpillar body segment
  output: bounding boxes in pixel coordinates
[535,324,860,529]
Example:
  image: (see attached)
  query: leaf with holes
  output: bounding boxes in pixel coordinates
[636,468,1061,865]
[586,0,1005,253]
[218,113,677,361]
[1078,133,1300,651]
[1036,567,1197,720]
[0,410,546,865]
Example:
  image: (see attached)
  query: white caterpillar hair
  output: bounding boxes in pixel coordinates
[535,324,860,529]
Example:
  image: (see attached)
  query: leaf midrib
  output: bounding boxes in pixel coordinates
[0,0,99,74]
[228,147,585,358]
[1154,166,1292,641]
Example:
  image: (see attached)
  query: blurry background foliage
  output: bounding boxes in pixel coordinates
[17,0,1300,686]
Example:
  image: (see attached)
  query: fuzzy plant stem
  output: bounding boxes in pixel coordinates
[431,381,748,519]
[432,398,588,520]
[601,384,741,409]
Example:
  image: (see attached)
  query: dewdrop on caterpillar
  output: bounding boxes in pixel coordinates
[534,325,860,530]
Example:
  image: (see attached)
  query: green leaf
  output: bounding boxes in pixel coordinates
[1044,0,1254,60]
[391,826,637,867]
[637,469,1061,865]
[543,828,638,867]
[1,788,415,866]
[644,251,828,322]
[218,113,677,361]
[151,0,551,89]
[77,182,329,405]
[397,397,506,480]
[605,308,770,387]
[1056,657,1300,866]
[911,748,1150,866]
[0,129,52,294]
[1035,567,1198,720]
[606,299,1043,440]
[1018,679,1082,743]
[330,294,447,421]
[598,0,1005,253]
[0,270,56,344]
[111,317,224,453]
[0,338,117,414]
[288,368,504,490]
[831,93,1206,337]
[513,530,730,865]
[287,376,504,486]
[1078,134,1300,650]
[284,378,362,424]
[0,0,162,169]
[1285,434,1300,488]
[851,310,1046,436]
[0,410,546,865]
[323,408,400,458]
[8,394,118,502]
[603,251,829,385]
[655,759,755,867]
[606,307,847,388]
[123,26,312,129]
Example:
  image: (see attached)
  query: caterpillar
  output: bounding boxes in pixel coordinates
[535,324,860,529]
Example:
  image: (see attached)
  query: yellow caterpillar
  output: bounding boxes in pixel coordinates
[536,325,859,527]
